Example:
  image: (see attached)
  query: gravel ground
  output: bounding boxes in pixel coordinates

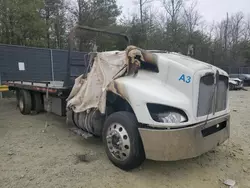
[0,90,250,188]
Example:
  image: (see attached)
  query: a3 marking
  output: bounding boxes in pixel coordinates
[179,74,191,83]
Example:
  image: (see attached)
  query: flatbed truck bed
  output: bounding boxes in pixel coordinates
[5,80,72,116]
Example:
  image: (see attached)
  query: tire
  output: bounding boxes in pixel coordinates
[229,83,234,90]
[19,90,32,115]
[232,84,235,90]
[31,92,44,113]
[102,111,145,171]
[16,90,20,107]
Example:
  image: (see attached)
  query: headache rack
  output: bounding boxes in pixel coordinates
[64,25,131,87]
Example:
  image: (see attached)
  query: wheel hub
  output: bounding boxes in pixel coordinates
[106,123,130,161]
[111,133,121,149]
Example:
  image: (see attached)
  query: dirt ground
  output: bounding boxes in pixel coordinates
[0,90,250,188]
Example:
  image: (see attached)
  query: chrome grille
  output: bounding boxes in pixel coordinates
[197,73,228,117]
[215,75,228,112]
[197,73,214,117]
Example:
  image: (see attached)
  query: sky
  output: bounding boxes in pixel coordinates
[117,0,250,23]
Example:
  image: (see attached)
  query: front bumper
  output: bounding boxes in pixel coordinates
[138,114,230,161]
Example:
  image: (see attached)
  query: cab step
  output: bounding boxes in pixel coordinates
[69,127,93,139]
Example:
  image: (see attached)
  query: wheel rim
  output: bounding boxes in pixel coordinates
[106,123,131,161]
[19,98,24,111]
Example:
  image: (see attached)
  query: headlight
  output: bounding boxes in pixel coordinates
[147,103,188,124]
[157,112,187,123]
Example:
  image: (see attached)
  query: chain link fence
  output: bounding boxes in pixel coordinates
[0,44,89,82]
[219,66,250,75]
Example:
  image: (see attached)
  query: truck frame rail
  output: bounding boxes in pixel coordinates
[5,80,71,97]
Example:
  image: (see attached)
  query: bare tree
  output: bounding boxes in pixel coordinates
[230,12,244,46]
[138,0,153,25]
[182,0,201,55]
[133,0,154,43]
[212,13,229,63]
[162,0,183,23]
[224,13,229,52]
[133,0,154,25]
[228,12,244,63]
[243,15,250,40]
[183,0,200,34]
[162,0,183,51]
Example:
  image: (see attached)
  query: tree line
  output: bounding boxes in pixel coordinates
[0,0,250,66]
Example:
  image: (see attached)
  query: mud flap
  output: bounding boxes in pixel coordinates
[66,110,74,127]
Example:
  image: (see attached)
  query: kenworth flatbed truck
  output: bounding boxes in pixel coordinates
[5,25,230,170]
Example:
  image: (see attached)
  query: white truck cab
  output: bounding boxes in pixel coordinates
[65,25,230,171]
[118,52,230,162]
[67,49,230,170]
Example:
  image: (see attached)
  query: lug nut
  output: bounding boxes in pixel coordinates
[106,135,112,139]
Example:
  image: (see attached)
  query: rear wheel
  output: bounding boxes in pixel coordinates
[102,111,145,171]
[31,92,44,113]
[16,90,20,107]
[19,90,32,115]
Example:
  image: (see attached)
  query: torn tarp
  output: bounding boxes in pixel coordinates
[66,46,145,114]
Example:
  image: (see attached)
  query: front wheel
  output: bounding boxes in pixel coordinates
[102,111,145,171]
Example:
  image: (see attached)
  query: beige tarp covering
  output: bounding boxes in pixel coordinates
[66,46,145,114]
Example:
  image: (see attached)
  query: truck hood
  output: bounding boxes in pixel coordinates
[110,52,229,128]
[155,52,227,75]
